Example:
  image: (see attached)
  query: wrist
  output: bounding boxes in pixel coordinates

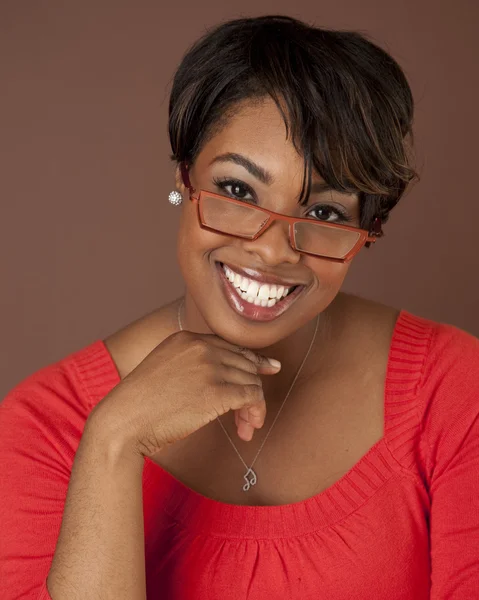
[83,405,145,472]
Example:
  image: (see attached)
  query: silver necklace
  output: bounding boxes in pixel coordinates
[177,299,319,492]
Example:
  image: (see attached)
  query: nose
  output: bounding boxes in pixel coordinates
[241,219,301,266]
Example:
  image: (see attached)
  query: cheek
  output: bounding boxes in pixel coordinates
[177,203,205,256]
[304,255,352,291]
[176,204,226,270]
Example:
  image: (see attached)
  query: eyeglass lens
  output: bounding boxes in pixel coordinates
[200,193,360,259]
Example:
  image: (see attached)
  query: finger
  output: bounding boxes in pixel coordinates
[218,348,269,377]
[237,404,265,429]
[214,343,281,375]
[237,419,255,442]
[235,346,281,374]
[219,365,262,387]
[198,335,281,375]
[220,382,266,419]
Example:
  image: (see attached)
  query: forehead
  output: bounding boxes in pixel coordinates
[197,97,305,182]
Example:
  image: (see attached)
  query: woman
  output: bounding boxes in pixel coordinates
[1,14,478,600]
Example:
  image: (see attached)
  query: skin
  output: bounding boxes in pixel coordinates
[174,97,361,390]
[104,95,399,506]
[44,94,400,599]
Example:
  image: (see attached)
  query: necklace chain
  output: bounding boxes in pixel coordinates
[177,298,319,491]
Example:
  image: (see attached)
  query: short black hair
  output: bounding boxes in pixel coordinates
[168,15,418,232]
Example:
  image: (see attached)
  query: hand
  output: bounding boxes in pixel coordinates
[88,330,281,460]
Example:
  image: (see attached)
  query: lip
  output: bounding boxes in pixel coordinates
[218,261,305,287]
[215,262,305,322]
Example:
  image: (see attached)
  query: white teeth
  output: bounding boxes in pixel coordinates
[258,284,270,299]
[246,281,260,297]
[232,284,279,306]
[225,267,234,283]
[222,263,296,308]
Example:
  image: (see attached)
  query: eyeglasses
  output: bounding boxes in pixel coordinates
[180,163,382,263]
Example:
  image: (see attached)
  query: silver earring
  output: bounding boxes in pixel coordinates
[168,190,183,206]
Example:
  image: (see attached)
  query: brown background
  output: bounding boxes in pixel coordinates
[1,1,478,399]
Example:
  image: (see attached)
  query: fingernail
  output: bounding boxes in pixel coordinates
[267,358,281,369]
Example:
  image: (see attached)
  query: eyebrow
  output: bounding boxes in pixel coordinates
[209,152,340,197]
[209,153,274,185]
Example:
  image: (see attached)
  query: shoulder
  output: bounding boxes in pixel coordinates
[347,294,479,404]
[423,316,478,368]
[333,292,478,359]
[331,292,400,330]
[416,314,479,431]
[333,292,479,411]
[0,339,117,464]
[2,343,93,414]
[328,292,401,359]
[339,296,479,478]
[397,310,479,406]
[103,298,181,380]
[393,311,479,479]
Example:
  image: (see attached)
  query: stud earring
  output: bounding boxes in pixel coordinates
[168,190,183,206]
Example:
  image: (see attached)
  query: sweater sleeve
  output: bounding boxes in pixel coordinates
[419,324,479,598]
[0,364,92,600]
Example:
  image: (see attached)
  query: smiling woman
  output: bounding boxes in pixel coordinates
[1,14,479,600]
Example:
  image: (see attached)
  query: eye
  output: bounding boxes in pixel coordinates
[306,204,352,224]
[213,178,256,203]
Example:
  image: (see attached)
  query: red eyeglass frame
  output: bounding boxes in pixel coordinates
[180,163,383,263]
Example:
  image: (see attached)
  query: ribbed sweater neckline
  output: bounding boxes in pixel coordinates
[73,309,433,539]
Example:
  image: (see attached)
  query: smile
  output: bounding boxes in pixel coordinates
[216,262,305,322]
[222,263,294,307]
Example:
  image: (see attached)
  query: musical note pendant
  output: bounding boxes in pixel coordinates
[242,467,257,492]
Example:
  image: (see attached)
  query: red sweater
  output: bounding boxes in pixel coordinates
[1,310,479,599]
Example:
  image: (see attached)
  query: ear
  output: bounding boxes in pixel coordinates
[174,163,187,195]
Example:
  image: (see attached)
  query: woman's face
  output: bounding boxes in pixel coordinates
[176,97,360,349]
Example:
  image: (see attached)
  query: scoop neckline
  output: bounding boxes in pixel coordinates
[85,308,432,539]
